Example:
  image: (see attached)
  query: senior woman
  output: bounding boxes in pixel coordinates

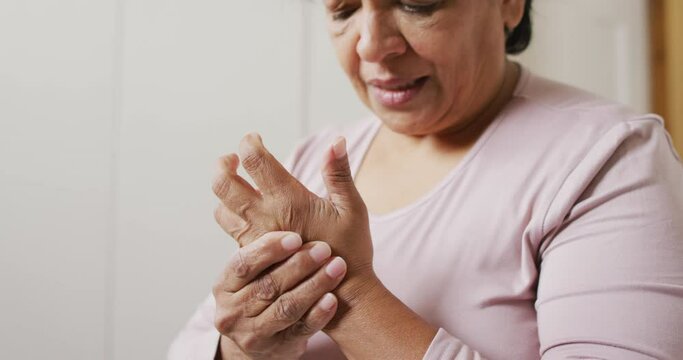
[169,0,683,359]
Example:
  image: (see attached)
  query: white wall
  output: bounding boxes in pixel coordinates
[0,1,117,358]
[113,2,307,358]
[514,0,651,113]
[0,1,650,359]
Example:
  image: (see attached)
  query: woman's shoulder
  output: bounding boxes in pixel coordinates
[497,67,682,254]
[504,66,676,163]
[512,66,662,131]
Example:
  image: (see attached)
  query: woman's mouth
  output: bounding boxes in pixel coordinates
[368,76,429,108]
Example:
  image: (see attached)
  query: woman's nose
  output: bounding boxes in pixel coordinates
[356,11,407,63]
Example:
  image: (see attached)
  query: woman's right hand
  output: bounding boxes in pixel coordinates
[213,231,347,360]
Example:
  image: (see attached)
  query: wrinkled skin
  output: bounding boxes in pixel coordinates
[212,134,374,281]
[212,231,345,360]
[211,135,378,358]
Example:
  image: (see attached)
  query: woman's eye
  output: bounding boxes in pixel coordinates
[400,1,440,15]
[332,8,357,21]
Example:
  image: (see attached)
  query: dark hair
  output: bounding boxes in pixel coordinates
[505,0,533,55]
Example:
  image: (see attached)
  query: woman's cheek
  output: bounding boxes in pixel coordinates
[332,33,358,76]
[331,36,370,106]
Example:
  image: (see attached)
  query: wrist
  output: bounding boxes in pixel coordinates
[325,269,387,330]
[324,272,438,359]
[216,335,250,360]
[337,269,384,308]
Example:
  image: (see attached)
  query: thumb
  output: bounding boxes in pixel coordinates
[322,137,363,212]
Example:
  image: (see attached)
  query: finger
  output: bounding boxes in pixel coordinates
[217,231,303,292]
[213,204,266,247]
[237,241,333,317]
[217,153,239,174]
[214,203,246,241]
[321,137,364,213]
[238,133,299,195]
[212,155,262,218]
[257,256,347,334]
[280,293,338,341]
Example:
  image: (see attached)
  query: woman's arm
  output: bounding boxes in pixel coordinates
[211,134,490,359]
[535,119,683,359]
[329,271,437,359]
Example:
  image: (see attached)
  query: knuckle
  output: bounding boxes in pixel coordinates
[256,231,279,249]
[240,150,266,173]
[214,309,237,334]
[211,282,225,298]
[219,215,247,242]
[253,273,280,301]
[234,223,257,246]
[311,260,335,285]
[252,232,279,254]
[211,173,231,198]
[326,165,353,184]
[304,272,326,292]
[326,159,353,184]
[238,333,261,354]
[213,205,224,224]
[301,240,324,254]
[289,250,310,269]
[235,200,256,218]
[288,320,316,338]
[274,294,302,322]
[228,250,250,279]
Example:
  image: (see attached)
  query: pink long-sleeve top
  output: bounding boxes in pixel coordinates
[169,67,683,359]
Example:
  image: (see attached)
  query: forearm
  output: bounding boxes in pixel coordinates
[325,274,438,360]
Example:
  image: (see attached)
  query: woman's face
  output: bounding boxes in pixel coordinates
[323,0,525,136]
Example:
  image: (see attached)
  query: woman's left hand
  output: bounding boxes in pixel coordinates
[212,134,376,297]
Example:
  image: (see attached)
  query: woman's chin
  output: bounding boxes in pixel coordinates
[373,111,441,136]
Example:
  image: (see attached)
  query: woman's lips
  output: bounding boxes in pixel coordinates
[368,76,429,108]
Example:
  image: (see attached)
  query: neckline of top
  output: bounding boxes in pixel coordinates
[348,65,532,222]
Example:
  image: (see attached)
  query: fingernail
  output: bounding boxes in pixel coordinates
[319,293,337,311]
[309,243,331,264]
[281,234,302,251]
[325,257,346,279]
[332,137,346,159]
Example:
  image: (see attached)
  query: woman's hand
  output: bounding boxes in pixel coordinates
[212,134,376,295]
[212,136,439,359]
[213,231,348,359]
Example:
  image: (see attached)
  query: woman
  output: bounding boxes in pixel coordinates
[170,0,683,358]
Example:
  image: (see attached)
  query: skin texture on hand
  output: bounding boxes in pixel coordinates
[212,231,347,359]
[212,134,438,359]
[212,135,377,297]
[212,135,438,359]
